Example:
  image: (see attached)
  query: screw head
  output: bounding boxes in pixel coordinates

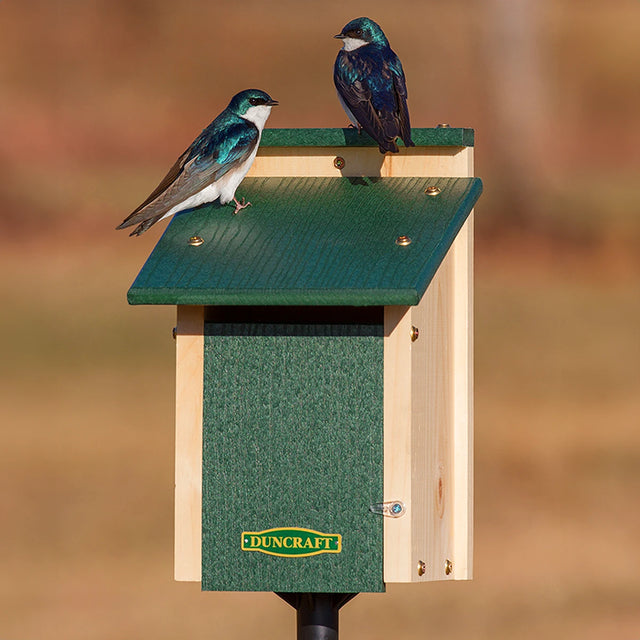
[410,326,419,342]
[445,559,453,575]
[436,123,451,128]
[417,561,426,576]
[334,156,345,170]
[425,186,441,196]
[188,235,204,247]
[172,326,177,340]
[395,235,412,246]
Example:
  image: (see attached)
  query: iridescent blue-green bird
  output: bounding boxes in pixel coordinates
[333,17,414,154]
[117,89,278,236]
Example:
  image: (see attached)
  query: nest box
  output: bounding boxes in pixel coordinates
[127,128,482,593]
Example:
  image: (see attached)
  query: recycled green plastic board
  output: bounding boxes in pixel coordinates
[127,176,482,306]
[202,321,384,592]
[259,127,474,147]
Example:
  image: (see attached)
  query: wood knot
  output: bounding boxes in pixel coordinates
[436,474,445,518]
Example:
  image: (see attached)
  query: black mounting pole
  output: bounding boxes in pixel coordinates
[276,593,358,640]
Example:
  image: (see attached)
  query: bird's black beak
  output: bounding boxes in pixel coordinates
[266,99,279,106]
[334,33,345,39]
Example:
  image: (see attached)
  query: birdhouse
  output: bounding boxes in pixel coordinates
[127,127,482,593]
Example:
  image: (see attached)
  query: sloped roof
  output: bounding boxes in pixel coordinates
[127,175,482,306]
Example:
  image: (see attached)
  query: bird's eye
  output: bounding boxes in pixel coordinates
[249,98,259,106]
[355,29,363,36]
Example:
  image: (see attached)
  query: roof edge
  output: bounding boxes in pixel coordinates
[127,287,421,307]
[260,127,474,148]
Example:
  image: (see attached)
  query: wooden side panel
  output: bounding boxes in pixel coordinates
[174,305,204,581]
[383,306,413,581]
[451,148,474,580]
[383,255,455,583]
[384,147,474,583]
[414,252,455,581]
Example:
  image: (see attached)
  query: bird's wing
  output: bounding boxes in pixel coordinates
[334,53,391,147]
[126,146,192,218]
[117,120,259,231]
[389,54,414,147]
[334,51,399,153]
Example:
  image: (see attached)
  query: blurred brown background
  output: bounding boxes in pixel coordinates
[1,0,639,638]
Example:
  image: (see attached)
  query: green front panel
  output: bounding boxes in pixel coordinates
[202,319,385,593]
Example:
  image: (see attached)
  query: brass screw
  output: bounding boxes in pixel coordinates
[396,235,412,246]
[172,327,177,340]
[436,123,451,128]
[425,186,441,196]
[410,326,419,342]
[188,236,204,247]
[445,559,453,575]
[417,561,426,577]
[333,156,345,170]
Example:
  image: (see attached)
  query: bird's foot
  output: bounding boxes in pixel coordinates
[347,124,363,134]
[233,197,252,215]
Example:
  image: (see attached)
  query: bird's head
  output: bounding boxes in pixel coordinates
[228,89,279,129]
[334,17,389,51]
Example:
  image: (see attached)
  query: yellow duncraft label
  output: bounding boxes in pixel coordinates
[241,527,342,557]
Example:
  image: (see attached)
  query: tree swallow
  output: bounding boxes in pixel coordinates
[117,88,278,236]
[333,17,414,154]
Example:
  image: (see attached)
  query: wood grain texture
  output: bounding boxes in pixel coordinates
[174,305,204,581]
[383,306,413,581]
[415,251,455,582]
[450,215,474,580]
[249,146,471,178]
[448,147,474,580]
[383,257,456,584]
[451,194,474,578]
[383,147,474,583]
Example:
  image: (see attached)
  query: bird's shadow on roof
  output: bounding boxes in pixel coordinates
[345,176,383,186]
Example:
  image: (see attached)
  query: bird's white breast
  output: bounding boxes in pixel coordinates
[342,37,368,52]
[216,138,260,205]
[159,107,272,220]
[241,105,273,131]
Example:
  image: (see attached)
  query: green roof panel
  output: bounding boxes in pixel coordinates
[260,127,474,147]
[127,176,482,307]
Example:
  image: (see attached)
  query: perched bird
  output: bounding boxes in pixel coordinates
[333,17,414,154]
[117,88,278,236]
